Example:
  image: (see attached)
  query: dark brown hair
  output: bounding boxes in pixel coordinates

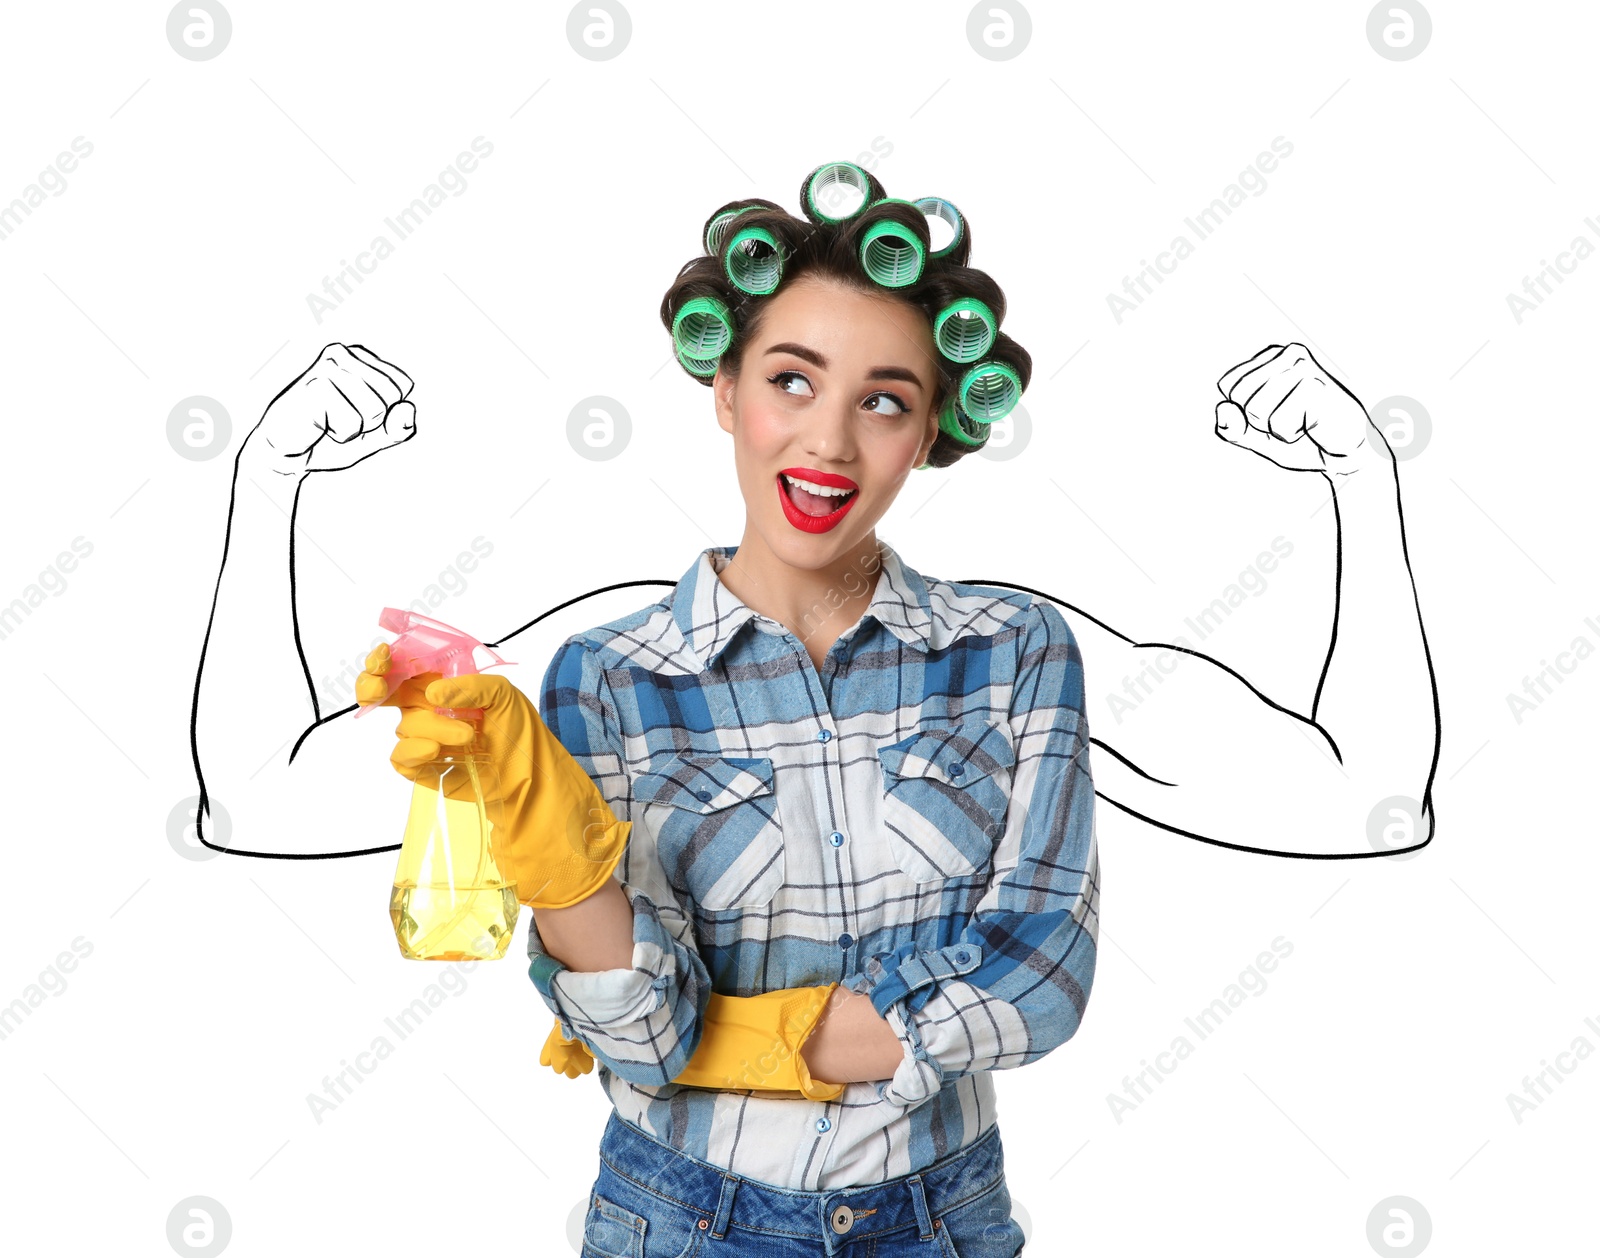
[658,174,1031,469]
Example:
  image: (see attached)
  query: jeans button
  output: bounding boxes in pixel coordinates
[830,1204,854,1234]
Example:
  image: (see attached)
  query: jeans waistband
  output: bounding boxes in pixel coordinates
[596,1109,1007,1249]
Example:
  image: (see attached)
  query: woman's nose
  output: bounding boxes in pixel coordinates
[803,403,857,461]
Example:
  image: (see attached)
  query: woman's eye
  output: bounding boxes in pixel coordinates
[766,372,908,415]
[768,370,813,397]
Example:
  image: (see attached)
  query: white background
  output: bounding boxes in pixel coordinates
[1,1,1594,1254]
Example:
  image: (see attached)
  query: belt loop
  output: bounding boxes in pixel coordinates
[906,1173,934,1240]
[711,1172,739,1239]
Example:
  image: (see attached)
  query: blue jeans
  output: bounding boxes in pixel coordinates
[580,1110,1027,1256]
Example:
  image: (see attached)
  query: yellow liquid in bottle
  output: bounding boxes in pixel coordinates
[391,748,520,961]
[390,879,519,961]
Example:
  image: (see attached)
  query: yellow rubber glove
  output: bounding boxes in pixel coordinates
[539,1021,595,1079]
[356,643,629,910]
[540,984,845,1100]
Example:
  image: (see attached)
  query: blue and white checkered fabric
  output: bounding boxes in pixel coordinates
[526,537,1100,1190]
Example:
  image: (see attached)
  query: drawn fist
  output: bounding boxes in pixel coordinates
[1214,343,1391,476]
[246,343,417,476]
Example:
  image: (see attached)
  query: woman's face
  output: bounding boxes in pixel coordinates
[714,273,941,570]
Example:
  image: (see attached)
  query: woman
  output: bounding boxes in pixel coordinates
[364,171,1077,1254]
[191,161,1437,1255]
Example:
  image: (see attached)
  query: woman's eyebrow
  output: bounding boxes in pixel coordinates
[764,341,925,389]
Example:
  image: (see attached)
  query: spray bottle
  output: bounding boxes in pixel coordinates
[361,608,520,962]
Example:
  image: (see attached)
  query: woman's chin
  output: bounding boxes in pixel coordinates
[762,515,877,567]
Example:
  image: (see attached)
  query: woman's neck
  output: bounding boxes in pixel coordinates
[715,529,885,655]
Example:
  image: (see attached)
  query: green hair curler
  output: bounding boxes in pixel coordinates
[704,209,741,258]
[703,198,783,257]
[672,295,735,362]
[936,395,993,449]
[859,211,925,289]
[932,297,997,364]
[675,344,721,377]
[723,225,785,295]
[957,360,1023,422]
[804,161,874,223]
[914,196,966,261]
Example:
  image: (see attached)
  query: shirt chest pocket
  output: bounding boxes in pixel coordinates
[631,752,785,911]
[876,718,1016,882]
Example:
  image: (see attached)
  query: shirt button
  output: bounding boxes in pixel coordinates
[838,932,853,949]
[695,789,712,802]
[954,947,972,964]
[828,831,844,847]
[816,728,832,742]
[948,762,964,778]
[816,1117,832,1133]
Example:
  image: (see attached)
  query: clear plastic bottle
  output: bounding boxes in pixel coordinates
[389,730,520,961]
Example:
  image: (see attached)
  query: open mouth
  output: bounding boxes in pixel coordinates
[776,471,859,532]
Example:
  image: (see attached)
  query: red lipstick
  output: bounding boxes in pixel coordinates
[777,466,860,534]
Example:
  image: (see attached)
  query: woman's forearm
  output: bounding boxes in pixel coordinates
[1314,458,1438,807]
[530,880,636,972]
[537,895,903,1083]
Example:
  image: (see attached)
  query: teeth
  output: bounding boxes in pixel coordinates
[783,473,855,497]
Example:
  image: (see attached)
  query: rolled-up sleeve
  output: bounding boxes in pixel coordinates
[525,635,711,1086]
[844,599,1101,1107]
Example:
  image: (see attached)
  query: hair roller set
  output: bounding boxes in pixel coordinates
[672,160,1026,465]
[671,295,735,378]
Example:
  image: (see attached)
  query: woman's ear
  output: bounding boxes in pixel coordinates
[714,364,736,435]
[919,400,941,464]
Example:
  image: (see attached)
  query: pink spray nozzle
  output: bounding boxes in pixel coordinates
[355,607,514,719]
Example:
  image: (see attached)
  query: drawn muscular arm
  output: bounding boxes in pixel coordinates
[190,343,424,855]
[1054,345,1438,859]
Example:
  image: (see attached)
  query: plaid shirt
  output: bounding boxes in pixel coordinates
[526,537,1100,1190]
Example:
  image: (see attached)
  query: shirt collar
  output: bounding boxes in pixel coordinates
[672,537,934,672]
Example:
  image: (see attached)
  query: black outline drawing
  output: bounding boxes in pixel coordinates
[190,164,1438,868]
[189,362,1440,864]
